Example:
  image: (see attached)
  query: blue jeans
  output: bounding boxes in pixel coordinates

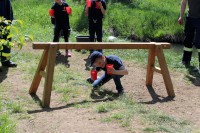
[92,73,124,92]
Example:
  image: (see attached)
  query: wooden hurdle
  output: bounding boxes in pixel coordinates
[29,42,175,107]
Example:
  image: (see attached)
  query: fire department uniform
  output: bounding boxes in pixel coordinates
[0,0,17,67]
[87,0,106,54]
[50,2,71,43]
[182,0,200,68]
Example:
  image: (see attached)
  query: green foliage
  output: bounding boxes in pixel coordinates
[0,113,15,133]
[104,0,183,41]
[0,17,33,50]
[12,0,183,42]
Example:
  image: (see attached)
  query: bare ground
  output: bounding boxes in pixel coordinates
[1,46,200,133]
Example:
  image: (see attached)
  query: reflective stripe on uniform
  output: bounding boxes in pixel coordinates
[2,52,11,57]
[183,47,193,52]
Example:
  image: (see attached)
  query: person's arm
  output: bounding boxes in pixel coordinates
[100,2,106,15]
[85,6,89,16]
[109,66,128,75]
[96,2,106,15]
[178,0,187,25]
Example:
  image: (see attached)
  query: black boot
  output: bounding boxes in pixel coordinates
[182,51,192,67]
[2,60,17,67]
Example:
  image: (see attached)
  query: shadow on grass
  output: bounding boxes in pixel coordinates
[30,94,43,107]
[0,66,8,83]
[55,54,70,68]
[139,85,175,104]
[90,89,119,100]
[28,89,119,114]
[185,66,200,86]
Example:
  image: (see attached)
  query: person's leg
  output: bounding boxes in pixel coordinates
[1,38,17,67]
[1,45,11,63]
[93,73,112,89]
[53,26,61,55]
[89,19,95,54]
[63,28,71,57]
[96,19,103,53]
[112,75,124,94]
[182,17,195,66]
[194,18,200,70]
[53,26,61,42]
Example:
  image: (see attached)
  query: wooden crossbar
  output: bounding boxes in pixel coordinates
[29,42,175,108]
[32,42,171,50]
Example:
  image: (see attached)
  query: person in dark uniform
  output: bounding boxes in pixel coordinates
[88,51,128,95]
[85,0,106,54]
[0,0,17,67]
[49,0,72,57]
[178,0,200,71]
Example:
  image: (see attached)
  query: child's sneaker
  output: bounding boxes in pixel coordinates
[65,51,72,57]
[117,89,124,96]
[67,52,72,57]
[86,78,94,84]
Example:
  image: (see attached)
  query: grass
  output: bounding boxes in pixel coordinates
[12,0,184,42]
[6,46,195,132]
[1,46,196,132]
[99,96,192,132]
[0,0,199,132]
[0,84,24,133]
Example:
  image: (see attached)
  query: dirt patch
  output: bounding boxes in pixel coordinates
[1,46,200,132]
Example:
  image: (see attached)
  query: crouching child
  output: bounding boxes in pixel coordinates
[88,51,128,95]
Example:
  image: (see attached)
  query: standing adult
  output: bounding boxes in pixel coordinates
[0,0,17,67]
[178,0,200,70]
[85,0,106,54]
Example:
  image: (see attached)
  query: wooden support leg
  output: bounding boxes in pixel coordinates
[156,45,175,97]
[29,49,48,94]
[42,44,57,107]
[146,47,156,86]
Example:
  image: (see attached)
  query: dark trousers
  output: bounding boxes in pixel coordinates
[53,26,70,42]
[93,73,124,92]
[89,19,103,54]
[0,45,11,63]
[53,26,70,53]
[182,17,200,63]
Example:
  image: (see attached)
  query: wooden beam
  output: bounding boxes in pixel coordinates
[29,49,48,94]
[42,44,57,107]
[32,42,171,50]
[156,44,175,97]
[146,47,156,86]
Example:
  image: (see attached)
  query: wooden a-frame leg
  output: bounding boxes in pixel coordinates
[156,45,175,97]
[42,44,57,107]
[29,49,48,94]
[146,47,156,86]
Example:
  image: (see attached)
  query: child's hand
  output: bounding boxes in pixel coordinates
[107,67,115,75]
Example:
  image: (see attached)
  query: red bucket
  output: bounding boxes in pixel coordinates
[106,64,113,75]
[91,70,98,80]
